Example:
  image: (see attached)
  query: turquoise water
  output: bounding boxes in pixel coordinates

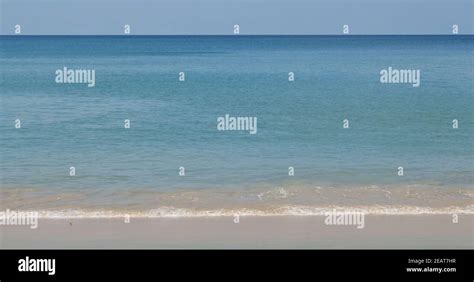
[0,36,473,215]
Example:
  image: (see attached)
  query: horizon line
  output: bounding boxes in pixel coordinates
[1,34,473,37]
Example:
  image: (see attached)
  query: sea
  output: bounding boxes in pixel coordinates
[0,35,473,217]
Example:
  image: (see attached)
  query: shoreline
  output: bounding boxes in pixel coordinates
[1,205,473,219]
[1,215,472,249]
[3,185,473,217]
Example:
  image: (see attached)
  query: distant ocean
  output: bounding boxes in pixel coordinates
[0,35,473,217]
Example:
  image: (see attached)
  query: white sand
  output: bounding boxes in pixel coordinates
[1,215,472,249]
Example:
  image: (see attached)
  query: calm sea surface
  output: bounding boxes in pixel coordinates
[0,36,472,216]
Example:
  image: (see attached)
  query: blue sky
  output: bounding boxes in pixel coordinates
[1,0,472,35]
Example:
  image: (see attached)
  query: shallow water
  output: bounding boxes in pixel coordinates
[1,35,473,216]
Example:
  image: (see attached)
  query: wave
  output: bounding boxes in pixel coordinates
[19,204,474,218]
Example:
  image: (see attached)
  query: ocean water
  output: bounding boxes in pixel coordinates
[0,35,473,217]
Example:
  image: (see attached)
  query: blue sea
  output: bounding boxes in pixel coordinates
[0,36,473,217]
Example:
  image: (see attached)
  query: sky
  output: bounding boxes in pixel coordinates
[0,0,472,35]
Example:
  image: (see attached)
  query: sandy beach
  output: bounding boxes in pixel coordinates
[1,215,472,249]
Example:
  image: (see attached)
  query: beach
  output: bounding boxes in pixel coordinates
[1,215,472,249]
[1,36,473,249]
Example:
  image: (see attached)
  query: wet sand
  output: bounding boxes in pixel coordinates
[1,215,472,249]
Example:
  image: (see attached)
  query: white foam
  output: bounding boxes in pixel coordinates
[29,204,474,219]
